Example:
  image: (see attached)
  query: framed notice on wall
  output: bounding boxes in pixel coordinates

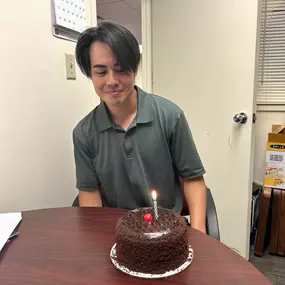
[51,0,87,42]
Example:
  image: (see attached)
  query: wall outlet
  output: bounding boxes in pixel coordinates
[65,53,76,80]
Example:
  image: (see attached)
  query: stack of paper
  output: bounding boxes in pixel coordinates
[0,212,22,251]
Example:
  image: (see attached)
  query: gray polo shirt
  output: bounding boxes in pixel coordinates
[73,86,205,213]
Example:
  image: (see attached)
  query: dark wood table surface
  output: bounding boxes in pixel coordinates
[0,207,271,285]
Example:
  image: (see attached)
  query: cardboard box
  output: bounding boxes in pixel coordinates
[264,125,285,190]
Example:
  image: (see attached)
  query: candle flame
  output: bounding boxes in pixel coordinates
[151,190,157,201]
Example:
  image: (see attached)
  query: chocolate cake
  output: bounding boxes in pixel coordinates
[115,207,189,274]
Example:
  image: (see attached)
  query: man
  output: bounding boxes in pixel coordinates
[73,21,207,233]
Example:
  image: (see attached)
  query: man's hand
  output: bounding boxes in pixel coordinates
[79,189,103,207]
[183,177,207,233]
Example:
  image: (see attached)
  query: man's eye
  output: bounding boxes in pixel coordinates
[96,71,106,76]
[116,69,127,74]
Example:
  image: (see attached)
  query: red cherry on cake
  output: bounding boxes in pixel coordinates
[144,213,153,223]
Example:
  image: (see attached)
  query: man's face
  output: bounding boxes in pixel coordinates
[89,41,136,108]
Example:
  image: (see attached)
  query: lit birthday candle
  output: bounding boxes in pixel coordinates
[151,190,159,220]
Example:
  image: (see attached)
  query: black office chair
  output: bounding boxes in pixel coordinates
[72,195,79,207]
[180,187,220,241]
[72,187,220,241]
[206,188,220,241]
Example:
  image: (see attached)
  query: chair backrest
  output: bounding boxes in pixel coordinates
[205,188,220,240]
[72,195,79,207]
[180,180,220,240]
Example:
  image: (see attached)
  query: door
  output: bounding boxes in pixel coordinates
[149,0,260,259]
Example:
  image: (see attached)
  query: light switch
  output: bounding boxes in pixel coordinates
[65,53,76,80]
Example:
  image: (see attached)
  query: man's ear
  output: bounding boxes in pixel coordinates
[134,67,138,77]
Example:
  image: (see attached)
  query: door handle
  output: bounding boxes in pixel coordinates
[233,112,247,124]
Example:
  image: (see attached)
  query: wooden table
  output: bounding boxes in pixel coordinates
[0,207,271,285]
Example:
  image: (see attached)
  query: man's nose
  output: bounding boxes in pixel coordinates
[106,71,119,86]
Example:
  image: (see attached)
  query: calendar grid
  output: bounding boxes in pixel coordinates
[52,0,87,33]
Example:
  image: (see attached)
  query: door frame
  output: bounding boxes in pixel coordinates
[141,0,152,93]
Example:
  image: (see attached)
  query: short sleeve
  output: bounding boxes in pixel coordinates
[170,112,206,179]
[73,128,100,191]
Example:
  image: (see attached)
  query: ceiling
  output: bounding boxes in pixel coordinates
[96,0,141,44]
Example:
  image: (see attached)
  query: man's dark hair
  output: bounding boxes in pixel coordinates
[75,21,140,78]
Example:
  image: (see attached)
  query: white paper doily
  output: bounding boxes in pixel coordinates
[110,243,194,279]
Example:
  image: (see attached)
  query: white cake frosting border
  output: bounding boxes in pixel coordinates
[110,243,194,279]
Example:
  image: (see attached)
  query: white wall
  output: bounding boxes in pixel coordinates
[0,0,98,212]
[253,111,285,184]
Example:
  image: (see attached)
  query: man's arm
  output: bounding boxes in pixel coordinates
[183,177,207,233]
[73,128,101,207]
[79,189,103,207]
[169,111,207,233]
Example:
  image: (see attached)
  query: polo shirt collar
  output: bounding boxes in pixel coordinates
[136,86,154,124]
[97,99,112,132]
[97,85,154,132]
